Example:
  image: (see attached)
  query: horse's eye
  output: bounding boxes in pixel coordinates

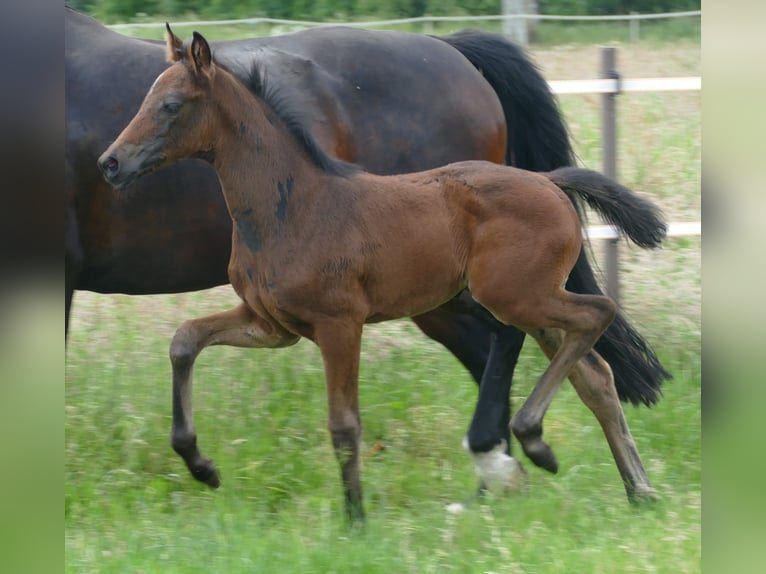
[162,101,182,114]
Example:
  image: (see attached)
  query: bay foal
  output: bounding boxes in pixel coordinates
[99,29,660,522]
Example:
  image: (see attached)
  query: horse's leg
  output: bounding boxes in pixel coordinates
[65,285,74,339]
[169,302,298,487]
[411,307,491,387]
[312,318,365,525]
[464,325,528,495]
[532,328,658,502]
[414,298,529,497]
[414,291,527,454]
[65,204,82,340]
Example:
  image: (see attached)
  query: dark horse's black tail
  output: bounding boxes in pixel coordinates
[439,29,575,170]
[439,30,671,406]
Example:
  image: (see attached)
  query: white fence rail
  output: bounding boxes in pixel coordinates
[549,74,701,242]
[585,222,700,241]
[107,10,701,31]
[549,76,701,95]
[550,47,699,302]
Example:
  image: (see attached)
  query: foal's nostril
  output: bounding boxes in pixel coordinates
[100,156,119,177]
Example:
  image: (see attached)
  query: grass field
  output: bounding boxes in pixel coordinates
[65,24,700,574]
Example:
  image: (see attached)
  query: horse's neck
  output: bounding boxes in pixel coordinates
[211,73,326,235]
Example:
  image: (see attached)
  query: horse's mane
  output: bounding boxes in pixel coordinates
[223,60,360,179]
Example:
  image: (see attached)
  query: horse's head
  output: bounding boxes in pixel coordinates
[98,25,217,189]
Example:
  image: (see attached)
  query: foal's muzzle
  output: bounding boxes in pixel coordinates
[97,151,137,190]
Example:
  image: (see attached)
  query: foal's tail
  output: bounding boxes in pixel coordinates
[547,166,670,406]
[547,167,667,249]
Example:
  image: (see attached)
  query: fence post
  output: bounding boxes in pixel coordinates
[629,12,640,42]
[601,46,620,305]
[502,0,528,45]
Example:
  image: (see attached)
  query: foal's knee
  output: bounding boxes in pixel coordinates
[328,416,361,457]
[588,295,618,334]
[576,351,619,409]
[169,320,201,370]
[510,410,542,442]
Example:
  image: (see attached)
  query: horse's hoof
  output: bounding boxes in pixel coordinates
[446,502,467,514]
[466,440,529,495]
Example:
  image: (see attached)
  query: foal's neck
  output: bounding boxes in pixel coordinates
[210,68,326,225]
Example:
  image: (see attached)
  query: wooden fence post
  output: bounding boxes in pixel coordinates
[601,46,621,305]
[502,0,528,45]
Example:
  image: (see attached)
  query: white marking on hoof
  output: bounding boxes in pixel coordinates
[466,438,529,495]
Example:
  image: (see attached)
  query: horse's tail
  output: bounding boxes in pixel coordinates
[547,166,671,406]
[440,30,671,407]
[437,29,575,171]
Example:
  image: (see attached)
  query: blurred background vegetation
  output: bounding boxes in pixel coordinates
[69,0,701,23]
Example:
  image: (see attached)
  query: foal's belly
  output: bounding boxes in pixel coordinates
[361,246,467,321]
[364,279,466,323]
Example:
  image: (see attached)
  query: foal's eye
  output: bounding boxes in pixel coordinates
[161,101,182,114]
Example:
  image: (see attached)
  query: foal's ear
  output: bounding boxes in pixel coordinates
[165,23,184,63]
[190,31,214,77]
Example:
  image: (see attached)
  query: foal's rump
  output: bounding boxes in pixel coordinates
[422,162,666,306]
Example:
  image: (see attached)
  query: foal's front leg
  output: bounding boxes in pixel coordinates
[169,302,298,487]
[313,318,365,524]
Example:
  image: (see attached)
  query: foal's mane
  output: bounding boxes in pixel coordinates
[219,59,360,178]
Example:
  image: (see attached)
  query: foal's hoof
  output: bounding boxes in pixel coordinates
[519,438,559,474]
[628,486,660,505]
[188,458,221,488]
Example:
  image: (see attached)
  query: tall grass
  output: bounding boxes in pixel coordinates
[66,299,700,572]
[65,35,700,573]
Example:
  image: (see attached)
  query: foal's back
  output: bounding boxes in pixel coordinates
[364,160,580,248]
[327,160,581,320]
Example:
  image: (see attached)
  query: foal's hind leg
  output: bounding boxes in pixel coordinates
[169,302,298,487]
[532,329,658,502]
[498,292,617,474]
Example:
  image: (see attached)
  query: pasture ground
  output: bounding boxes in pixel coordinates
[65,32,700,574]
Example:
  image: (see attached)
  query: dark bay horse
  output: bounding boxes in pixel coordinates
[99,29,664,521]
[67,7,668,494]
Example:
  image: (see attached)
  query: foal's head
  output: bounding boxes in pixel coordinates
[98,26,220,189]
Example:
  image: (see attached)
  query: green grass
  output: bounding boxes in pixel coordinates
[66,286,700,573]
[531,17,700,46]
[65,34,699,573]
[65,319,700,573]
